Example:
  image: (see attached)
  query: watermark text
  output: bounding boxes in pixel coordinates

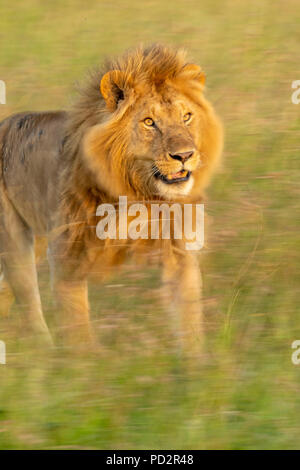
[291,340,300,365]
[0,340,6,365]
[291,80,300,104]
[0,80,6,104]
[96,196,204,251]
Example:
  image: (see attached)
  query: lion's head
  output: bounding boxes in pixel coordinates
[81,44,223,201]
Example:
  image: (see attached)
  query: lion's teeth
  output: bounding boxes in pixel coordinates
[166,170,188,180]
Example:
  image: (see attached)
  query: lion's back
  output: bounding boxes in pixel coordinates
[0,110,68,234]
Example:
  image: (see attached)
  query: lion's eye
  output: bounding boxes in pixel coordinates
[183,112,192,123]
[144,117,154,127]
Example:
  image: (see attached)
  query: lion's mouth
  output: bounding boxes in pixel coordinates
[154,168,191,185]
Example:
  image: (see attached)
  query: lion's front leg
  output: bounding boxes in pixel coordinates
[0,275,14,318]
[162,246,203,359]
[53,278,94,347]
[48,239,95,347]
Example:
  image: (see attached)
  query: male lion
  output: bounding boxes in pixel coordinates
[0,44,223,355]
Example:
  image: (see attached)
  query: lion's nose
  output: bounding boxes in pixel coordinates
[169,150,194,162]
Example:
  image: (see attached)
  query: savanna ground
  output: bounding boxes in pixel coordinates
[0,0,300,450]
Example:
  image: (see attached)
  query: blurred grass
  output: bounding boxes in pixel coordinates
[1,0,300,449]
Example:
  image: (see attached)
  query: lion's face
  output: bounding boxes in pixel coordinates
[84,52,223,202]
[127,86,203,199]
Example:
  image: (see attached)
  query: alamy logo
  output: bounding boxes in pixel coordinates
[291,340,300,365]
[0,80,6,104]
[0,341,6,365]
[291,80,300,104]
[96,196,204,251]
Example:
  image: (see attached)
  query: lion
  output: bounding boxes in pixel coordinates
[0,44,223,355]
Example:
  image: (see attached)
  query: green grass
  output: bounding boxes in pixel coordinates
[1,0,300,449]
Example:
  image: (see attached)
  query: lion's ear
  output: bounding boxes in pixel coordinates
[100,70,127,112]
[181,64,205,86]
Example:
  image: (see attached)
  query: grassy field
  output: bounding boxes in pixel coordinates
[1,0,300,449]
